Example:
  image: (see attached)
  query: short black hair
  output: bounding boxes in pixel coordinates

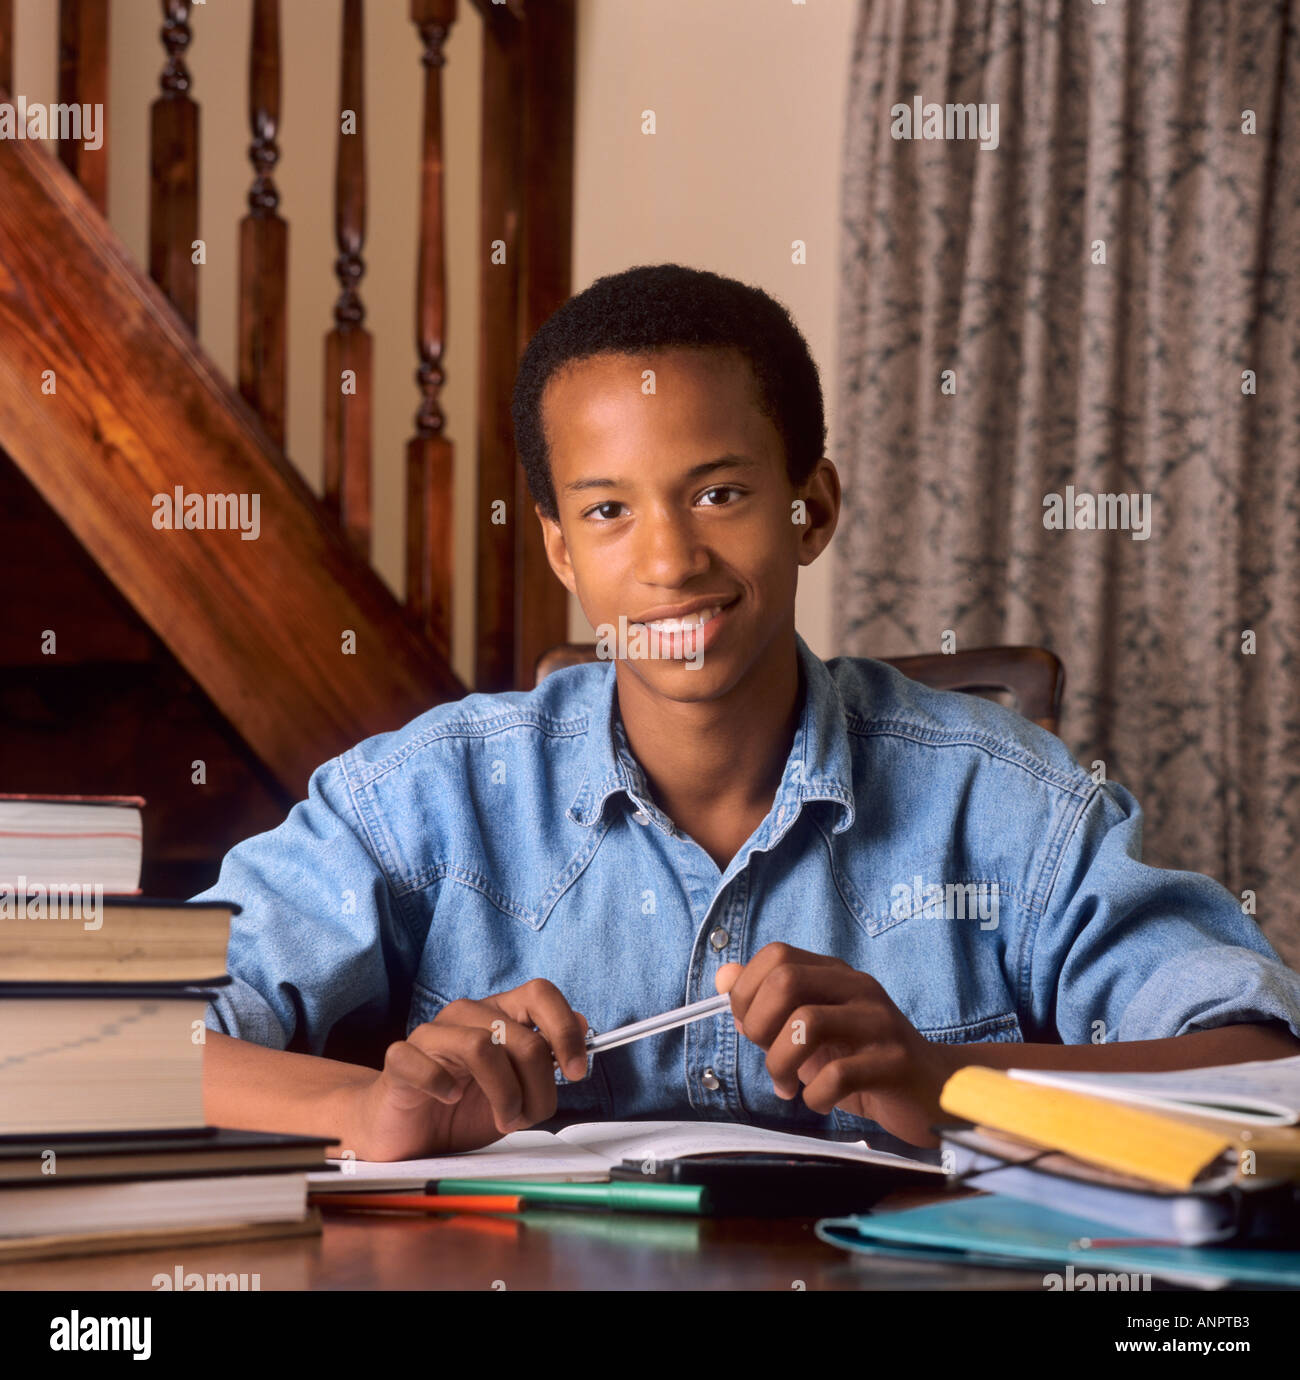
[511,263,827,522]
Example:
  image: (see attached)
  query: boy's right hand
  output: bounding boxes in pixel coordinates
[346,978,590,1160]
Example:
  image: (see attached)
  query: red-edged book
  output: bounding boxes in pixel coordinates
[0,794,144,893]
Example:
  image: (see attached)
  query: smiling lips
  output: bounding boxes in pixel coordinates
[628,595,738,630]
[634,605,724,632]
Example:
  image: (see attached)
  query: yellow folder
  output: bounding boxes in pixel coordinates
[939,1065,1234,1190]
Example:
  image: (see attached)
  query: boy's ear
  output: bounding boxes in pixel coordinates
[796,457,841,566]
[536,503,578,596]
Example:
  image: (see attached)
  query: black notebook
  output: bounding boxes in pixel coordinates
[0,1127,338,1187]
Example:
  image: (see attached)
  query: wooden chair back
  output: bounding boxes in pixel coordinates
[534,643,1065,736]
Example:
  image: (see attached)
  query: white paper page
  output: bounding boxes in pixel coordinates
[306,1130,610,1190]
[555,1119,945,1173]
[1008,1055,1300,1125]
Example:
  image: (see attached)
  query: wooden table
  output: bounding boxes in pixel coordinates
[0,1187,1053,1291]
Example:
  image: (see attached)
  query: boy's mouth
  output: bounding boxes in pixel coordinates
[628,594,740,631]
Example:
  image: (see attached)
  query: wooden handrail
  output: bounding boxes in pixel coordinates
[149,0,198,330]
[0,132,465,793]
[237,0,287,449]
[323,0,372,558]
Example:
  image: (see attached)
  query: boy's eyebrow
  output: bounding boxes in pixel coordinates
[563,453,758,494]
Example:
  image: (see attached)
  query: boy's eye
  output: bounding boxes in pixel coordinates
[582,487,744,520]
[698,485,743,506]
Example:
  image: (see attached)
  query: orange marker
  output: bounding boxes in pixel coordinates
[313,1192,521,1215]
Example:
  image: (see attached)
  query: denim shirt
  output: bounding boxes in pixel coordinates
[195,633,1300,1141]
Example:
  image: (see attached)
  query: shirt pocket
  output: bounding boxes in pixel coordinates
[831,846,1009,940]
[914,1010,1025,1044]
[407,979,613,1122]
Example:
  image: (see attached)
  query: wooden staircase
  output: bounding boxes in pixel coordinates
[0,0,573,893]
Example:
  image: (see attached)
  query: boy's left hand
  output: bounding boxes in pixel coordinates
[716,943,956,1147]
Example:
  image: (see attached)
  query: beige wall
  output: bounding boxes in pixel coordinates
[14,0,856,675]
[571,0,858,659]
[12,2,58,119]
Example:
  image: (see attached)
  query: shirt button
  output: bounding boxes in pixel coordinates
[701,1068,721,1091]
[709,927,729,951]
[632,810,649,825]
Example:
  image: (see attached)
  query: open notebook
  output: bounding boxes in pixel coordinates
[307,1119,946,1192]
[1008,1053,1300,1126]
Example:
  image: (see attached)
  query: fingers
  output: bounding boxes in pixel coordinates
[493,978,591,1082]
[401,1015,558,1135]
[799,1045,910,1119]
[380,978,592,1142]
[723,943,844,1031]
[737,960,869,1048]
[380,1032,470,1106]
[762,1002,891,1100]
[715,963,743,995]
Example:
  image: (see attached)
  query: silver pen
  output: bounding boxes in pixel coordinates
[549,993,733,1070]
[583,992,733,1056]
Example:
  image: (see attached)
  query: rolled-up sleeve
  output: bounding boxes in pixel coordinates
[190,752,419,1063]
[1028,778,1300,1045]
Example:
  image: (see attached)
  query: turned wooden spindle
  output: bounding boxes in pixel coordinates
[149,0,199,331]
[0,0,12,95]
[57,0,109,213]
[405,0,456,660]
[238,0,287,448]
[323,0,372,558]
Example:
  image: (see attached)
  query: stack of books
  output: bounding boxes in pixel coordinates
[0,793,332,1262]
[936,1056,1300,1246]
[813,1056,1300,1286]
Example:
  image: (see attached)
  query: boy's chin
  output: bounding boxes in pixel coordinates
[619,654,742,700]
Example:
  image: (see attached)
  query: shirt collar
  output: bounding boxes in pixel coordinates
[566,632,856,836]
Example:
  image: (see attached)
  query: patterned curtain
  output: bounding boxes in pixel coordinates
[834,0,1300,964]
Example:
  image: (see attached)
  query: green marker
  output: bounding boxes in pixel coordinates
[428,1178,709,1216]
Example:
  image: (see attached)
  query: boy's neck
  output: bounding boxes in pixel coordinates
[613,630,803,832]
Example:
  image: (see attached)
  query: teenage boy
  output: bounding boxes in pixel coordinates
[198,264,1300,1161]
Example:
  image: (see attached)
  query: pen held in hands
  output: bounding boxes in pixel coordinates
[550,992,733,1067]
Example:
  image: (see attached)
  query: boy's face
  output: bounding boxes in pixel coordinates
[536,346,838,703]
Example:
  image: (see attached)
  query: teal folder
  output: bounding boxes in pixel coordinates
[815,1195,1300,1288]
